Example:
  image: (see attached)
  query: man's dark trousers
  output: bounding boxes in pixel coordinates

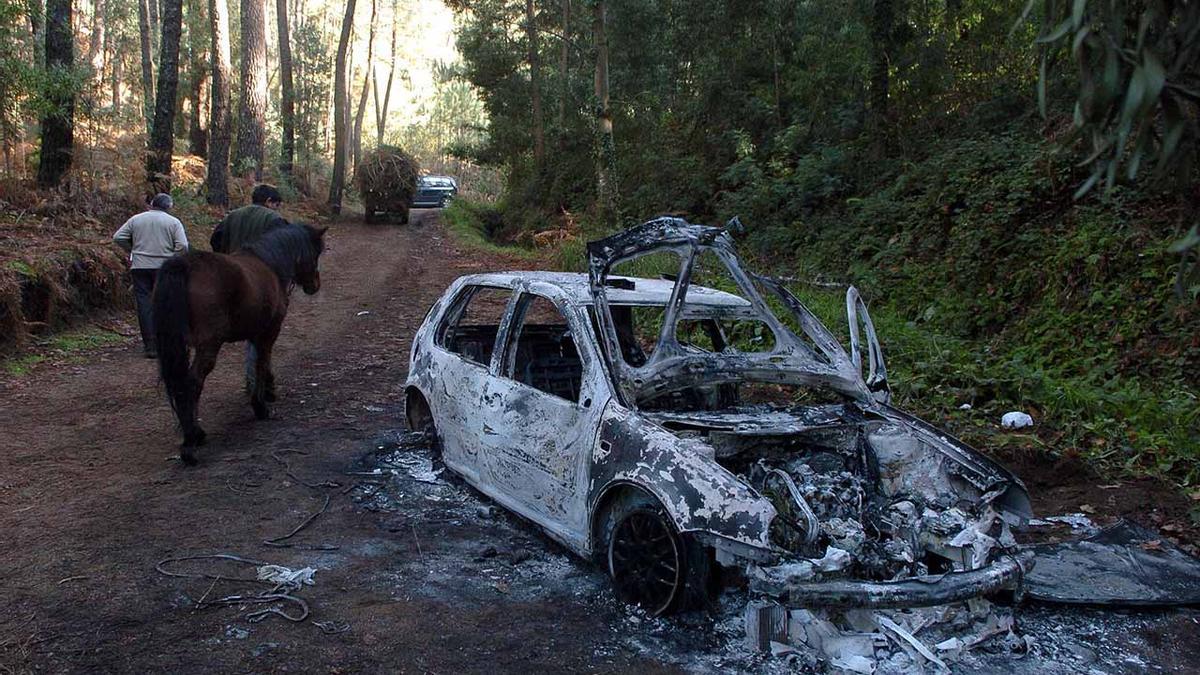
[131,268,158,353]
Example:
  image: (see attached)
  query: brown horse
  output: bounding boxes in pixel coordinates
[152,222,327,464]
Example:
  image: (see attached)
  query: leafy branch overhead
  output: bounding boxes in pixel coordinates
[1031,0,1199,198]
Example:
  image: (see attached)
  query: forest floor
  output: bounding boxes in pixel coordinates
[1,211,1198,673]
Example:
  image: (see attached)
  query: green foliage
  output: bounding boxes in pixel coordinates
[1032,0,1200,195]
[441,198,537,259]
[728,122,1200,483]
[0,0,37,143]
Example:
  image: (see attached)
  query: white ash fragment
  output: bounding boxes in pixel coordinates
[811,545,853,572]
[822,517,867,554]
[750,561,817,595]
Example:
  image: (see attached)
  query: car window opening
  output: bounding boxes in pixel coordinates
[436,285,512,366]
[507,294,584,402]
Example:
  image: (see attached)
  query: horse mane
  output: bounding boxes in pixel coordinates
[244,222,322,284]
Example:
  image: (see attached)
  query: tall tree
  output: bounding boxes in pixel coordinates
[351,0,376,169]
[526,0,544,169]
[27,0,45,69]
[111,36,122,113]
[186,65,208,156]
[558,0,568,131]
[866,0,894,157]
[276,0,295,176]
[592,0,615,219]
[328,0,357,214]
[373,0,398,146]
[137,0,155,134]
[234,0,267,178]
[147,0,159,53]
[205,0,233,205]
[87,0,105,81]
[146,0,183,188]
[36,0,73,187]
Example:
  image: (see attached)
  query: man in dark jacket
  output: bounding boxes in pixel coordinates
[210,184,289,397]
[210,184,288,253]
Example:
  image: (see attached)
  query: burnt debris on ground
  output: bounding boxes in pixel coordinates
[344,430,1200,674]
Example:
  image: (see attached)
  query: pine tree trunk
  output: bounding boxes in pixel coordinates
[276,0,295,176]
[111,43,122,113]
[187,65,208,156]
[328,0,357,215]
[375,0,396,146]
[146,0,183,189]
[592,0,615,221]
[558,0,568,132]
[36,0,73,187]
[234,0,267,179]
[351,0,376,170]
[137,0,155,135]
[526,0,544,170]
[87,0,105,81]
[205,0,232,205]
[27,0,45,70]
[148,0,159,52]
[868,0,892,159]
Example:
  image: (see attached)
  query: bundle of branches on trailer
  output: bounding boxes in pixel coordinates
[355,146,420,211]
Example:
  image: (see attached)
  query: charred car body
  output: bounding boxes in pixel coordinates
[405,217,1033,615]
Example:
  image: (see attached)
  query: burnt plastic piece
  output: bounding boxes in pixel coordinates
[1025,520,1200,606]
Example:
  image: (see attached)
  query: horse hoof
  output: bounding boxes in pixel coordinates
[179,446,199,465]
[252,399,270,420]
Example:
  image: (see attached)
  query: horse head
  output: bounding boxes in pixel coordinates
[296,224,328,295]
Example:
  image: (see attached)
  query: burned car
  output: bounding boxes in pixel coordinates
[404,217,1033,616]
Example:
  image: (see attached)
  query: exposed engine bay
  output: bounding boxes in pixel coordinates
[650,400,1027,590]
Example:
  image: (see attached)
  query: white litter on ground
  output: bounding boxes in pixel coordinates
[256,564,317,587]
[1001,411,1034,429]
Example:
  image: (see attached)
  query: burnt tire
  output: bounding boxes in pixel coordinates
[603,493,713,616]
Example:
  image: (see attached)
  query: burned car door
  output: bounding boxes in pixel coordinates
[430,284,516,482]
[475,288,605,549]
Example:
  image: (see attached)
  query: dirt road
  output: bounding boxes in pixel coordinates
[1,213,1197,674]
[0,212,683,673]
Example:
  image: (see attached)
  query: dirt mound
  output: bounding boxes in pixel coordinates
[0,179,139,350]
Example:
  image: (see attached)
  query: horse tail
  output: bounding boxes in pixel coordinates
[153,256,196,450]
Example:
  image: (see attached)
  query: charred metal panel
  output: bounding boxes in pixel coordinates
[587,218,868,406]
[871,406,1032,521]
[1026,521,1200,606]
[588,403,776,555]
[753,550,1034,608]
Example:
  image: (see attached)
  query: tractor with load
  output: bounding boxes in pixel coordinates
[356,145,420,224]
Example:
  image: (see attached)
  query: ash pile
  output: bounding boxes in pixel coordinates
[737,454,1032,672]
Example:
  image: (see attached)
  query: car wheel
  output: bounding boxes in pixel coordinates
[604,493,710,616]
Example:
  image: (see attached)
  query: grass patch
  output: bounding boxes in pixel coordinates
[1,327,125,378]
[40,327,125,353]
[3,354,45,376]
[441,200,538,260]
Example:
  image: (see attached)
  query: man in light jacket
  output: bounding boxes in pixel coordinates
[112,193,189,358]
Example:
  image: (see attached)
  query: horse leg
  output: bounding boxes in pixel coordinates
[180,343,221,463]
[249,327,281,420]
